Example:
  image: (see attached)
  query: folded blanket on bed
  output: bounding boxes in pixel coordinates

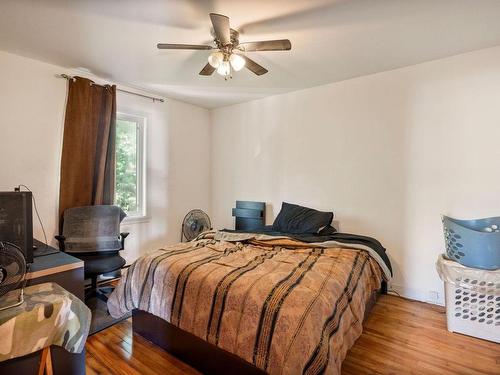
[108,232,384,375]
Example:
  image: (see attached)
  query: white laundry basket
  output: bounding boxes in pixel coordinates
[436,254,500,343]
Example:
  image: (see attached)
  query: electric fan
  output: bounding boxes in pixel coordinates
[0,241,27,311]
[181,209,212,241]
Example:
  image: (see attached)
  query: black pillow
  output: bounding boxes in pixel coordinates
[272,202,334,234]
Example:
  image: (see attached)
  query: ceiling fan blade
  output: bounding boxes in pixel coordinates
[157,43,213,50]
[242,56,268,76]
[209,13,230,45]
[199,63,216,76]
[238,39,292,52]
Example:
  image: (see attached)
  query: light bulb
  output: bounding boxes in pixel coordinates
[216,60,230,76]
[229,53,246,71]
[208,51,223,68]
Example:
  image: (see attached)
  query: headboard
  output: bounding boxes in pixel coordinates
[232,201,265,231]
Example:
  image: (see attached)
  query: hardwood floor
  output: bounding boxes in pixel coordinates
[86,295,500,375]
[342,295,500,375]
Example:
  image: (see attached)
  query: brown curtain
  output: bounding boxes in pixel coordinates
[58,76,116,229]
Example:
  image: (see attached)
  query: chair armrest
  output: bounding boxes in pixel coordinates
[120,232,130,250]
[55,235,66,251]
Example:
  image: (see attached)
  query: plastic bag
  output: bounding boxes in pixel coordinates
[436,254,500,293]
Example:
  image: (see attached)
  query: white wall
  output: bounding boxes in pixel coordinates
[0,50,211,263]
[210,46,500,305]
[118,95,211,264]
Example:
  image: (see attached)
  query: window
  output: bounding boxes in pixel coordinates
[115,112,146,220]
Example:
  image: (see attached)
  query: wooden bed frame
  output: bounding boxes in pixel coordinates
[132,281,387,375]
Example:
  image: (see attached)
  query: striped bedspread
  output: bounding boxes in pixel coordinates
[108,233,383,375]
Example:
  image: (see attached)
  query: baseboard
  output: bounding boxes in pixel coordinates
[390,283,445,306]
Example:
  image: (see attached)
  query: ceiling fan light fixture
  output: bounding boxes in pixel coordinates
[216,60,231,76]
[229,53,245,71]
[208,51,223,68]
[157,13,291,78]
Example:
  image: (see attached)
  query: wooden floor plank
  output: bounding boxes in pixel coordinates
[86,295,500,374]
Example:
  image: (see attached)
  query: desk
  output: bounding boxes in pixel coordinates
[27,240,85,300]
[0,240,86,375]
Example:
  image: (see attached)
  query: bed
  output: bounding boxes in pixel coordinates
[108,224,392,375]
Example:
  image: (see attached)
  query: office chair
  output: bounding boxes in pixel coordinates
[56,205,128,302]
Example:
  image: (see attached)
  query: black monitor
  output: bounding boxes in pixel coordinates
[0,191,34,263]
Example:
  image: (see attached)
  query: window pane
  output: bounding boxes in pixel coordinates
[115,118,138,213]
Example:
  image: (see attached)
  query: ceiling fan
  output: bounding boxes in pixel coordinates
[157,13,292,80]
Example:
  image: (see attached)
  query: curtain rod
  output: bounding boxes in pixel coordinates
[57,74,165,103]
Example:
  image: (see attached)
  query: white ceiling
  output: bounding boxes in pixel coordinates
[1,0,500,109]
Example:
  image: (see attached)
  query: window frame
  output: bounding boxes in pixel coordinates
[115,110,147,223]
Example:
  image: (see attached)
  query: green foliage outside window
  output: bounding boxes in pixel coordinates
[115,119,138,213]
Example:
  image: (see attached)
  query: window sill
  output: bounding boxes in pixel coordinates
[122,216,150,225]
